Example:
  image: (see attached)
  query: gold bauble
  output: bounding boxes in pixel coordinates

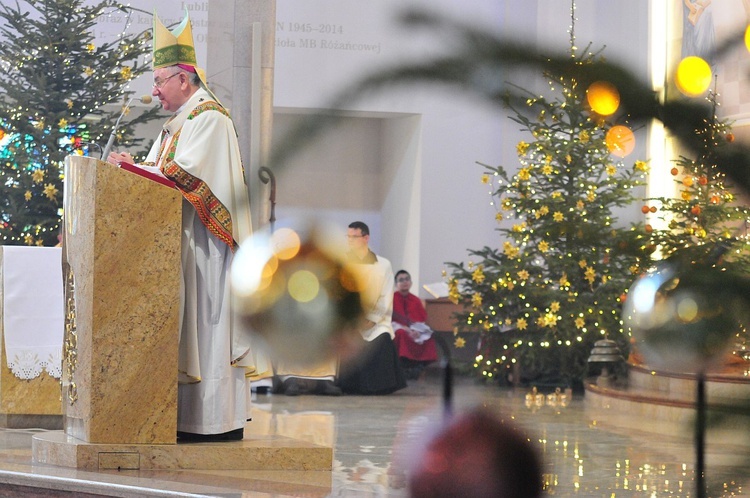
[231,221,364,366]
[675,56,712,97]
[586,81,620,116]
[605,125,635,158]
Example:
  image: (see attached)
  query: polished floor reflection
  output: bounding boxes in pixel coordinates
[0,372,749,497]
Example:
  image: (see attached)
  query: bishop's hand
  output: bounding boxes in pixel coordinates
[106,151,134,166]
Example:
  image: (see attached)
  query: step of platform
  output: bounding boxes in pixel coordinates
[584,362,750,445]
[32,429,332,471]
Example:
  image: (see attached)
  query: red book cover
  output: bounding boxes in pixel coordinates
[119,162,176,189]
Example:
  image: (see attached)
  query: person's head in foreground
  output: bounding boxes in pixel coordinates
[409,408,542,498]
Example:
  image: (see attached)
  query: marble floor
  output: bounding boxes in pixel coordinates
[0,372,749,497]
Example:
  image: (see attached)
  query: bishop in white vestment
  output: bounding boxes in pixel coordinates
[107,11,264,440]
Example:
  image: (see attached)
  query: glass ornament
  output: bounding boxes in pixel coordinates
[231,220,365,366]
[623,263,747,373]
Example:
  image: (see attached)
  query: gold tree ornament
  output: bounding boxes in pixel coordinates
[605,125,635,157]
[586,80,620,116]
[676,56,712,97]
[230,221,365,367]
[43,184,58,201]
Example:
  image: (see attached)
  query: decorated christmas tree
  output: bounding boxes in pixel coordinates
[641,86,750,354]
[445,42,652,387]
[0,0,161,246]
[646,87,750,272]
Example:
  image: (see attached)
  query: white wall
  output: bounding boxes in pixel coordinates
[272,0,507,294]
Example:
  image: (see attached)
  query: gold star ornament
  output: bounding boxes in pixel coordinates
[43,183,58,201]
[471,266,485,284]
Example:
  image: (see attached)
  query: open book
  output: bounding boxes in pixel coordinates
[422,282,449,298]
[119,162,176,189]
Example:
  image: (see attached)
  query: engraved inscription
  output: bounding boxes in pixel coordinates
[276,19,381,54]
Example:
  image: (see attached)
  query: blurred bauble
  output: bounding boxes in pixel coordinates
[623,263,745,373]
[675,56,712,97]
[605,125,635,158]
[231,220,364,366]
[586,80,620,116]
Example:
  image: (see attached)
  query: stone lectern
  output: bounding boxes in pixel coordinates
[34,156,333,472]
[60,155,181,444]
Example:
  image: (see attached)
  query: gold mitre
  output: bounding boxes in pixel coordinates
[153,10,199,70]
[152,10,227,110]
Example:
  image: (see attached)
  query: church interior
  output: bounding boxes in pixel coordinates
[2,0,750,496]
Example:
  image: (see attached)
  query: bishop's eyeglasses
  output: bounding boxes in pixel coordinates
[153,73,180,89]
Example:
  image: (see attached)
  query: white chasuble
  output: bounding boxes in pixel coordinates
[143,88,261,433]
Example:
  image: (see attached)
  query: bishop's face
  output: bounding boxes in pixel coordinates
[152,67,189,112]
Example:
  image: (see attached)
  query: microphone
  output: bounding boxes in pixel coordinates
[101,95,153,161]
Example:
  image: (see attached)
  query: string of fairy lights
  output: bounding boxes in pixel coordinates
[0,2,153,246]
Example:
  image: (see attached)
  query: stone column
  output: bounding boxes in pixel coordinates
[207,0,276,232]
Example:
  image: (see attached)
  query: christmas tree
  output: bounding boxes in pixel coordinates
[0,0,162,246]
[646,87,750,272]
[445,46,652,388]
[641,86,750,355]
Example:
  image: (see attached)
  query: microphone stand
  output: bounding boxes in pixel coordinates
[101,96,138,161]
